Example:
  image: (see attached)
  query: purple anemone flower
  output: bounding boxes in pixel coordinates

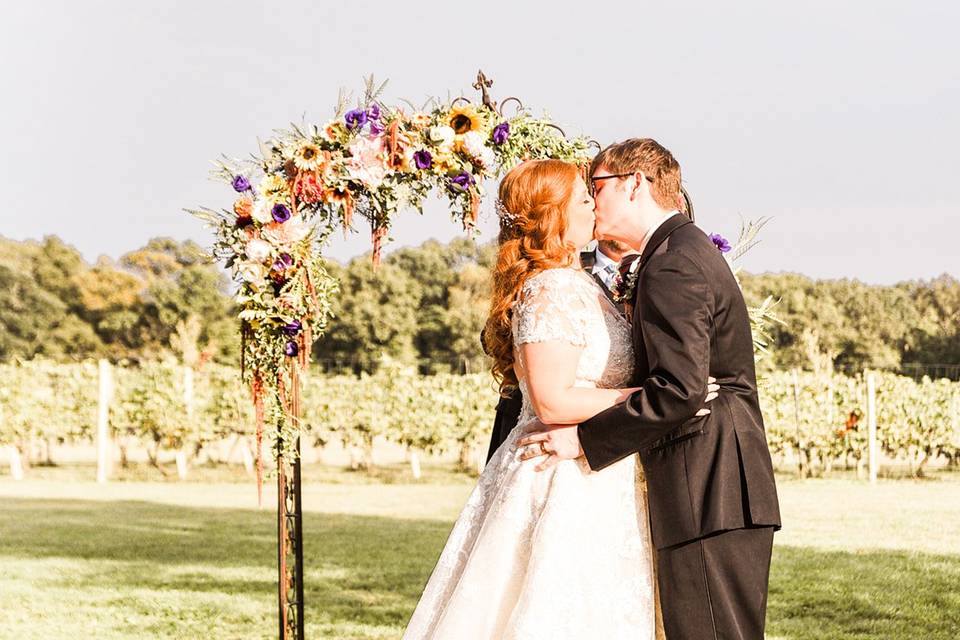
[271,203,291,223]
[413,150,433,170]
[284,340,299,357]
[273,253,294,271]
[709,233,732,253]
[345,108,368,131]
[366,103,381,120]
[231,175,251,192]
[492,122,510,145]
[451,171,475,191]
[283,319,302,336]
[369,121,385,137]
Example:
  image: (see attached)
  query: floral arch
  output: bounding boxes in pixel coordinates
[190,73,594,638]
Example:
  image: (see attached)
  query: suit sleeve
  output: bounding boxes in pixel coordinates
[486,388,523,462]
[578,251,714,471]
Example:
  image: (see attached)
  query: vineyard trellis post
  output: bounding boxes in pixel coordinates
[952,392,959,468]
[96,359,114,484]
[791,368,803,477]
[866,371,878,483]
[178,365,194,480]
[7,445,24,481]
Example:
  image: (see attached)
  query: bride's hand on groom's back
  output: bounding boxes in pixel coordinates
[696,376,720,417]
[518,376,719,471]
[517,423,583,471]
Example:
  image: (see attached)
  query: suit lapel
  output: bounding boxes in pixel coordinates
[638,214,692,268]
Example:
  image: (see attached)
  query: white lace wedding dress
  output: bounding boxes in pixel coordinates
[402,267,662,640]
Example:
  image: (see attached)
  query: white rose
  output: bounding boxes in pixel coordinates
[345,136,388,188]
[478,146,496,171]
[245,238,271,262]
[428,125,455,148]
[400,147,417,172]
[252,198,273,224]
[237,260,266,285]
[461,130,486,157]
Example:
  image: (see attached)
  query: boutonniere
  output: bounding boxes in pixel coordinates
[612,254,643,304]
[709,233,732,253]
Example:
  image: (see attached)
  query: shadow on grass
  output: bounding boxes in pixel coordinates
[768,544,960,639]
[1,497,958,639]
[0,497,449,632]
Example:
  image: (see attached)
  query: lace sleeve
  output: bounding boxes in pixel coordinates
[513,269,594,347]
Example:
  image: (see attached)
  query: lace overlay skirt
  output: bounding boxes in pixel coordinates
[403,420,665,640]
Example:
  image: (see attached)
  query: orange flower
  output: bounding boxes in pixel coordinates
[322,186,348,208]
[295,172,324,204]
[233,195,253,218]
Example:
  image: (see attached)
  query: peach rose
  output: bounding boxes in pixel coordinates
[262,215,310,247]
[233,196,253,219]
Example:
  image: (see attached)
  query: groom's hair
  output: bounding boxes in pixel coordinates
[591,138,686,213]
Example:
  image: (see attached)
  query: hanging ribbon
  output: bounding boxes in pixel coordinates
[251,375,265,507]
[371,222,388,267]
[386,119,404,169]
[465,190,480,231]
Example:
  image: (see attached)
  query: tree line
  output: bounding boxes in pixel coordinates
[1,234,957,375]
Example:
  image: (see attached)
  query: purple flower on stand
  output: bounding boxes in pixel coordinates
[283,319,302,336]
[231,175,251,192]
[369,120,385,137]
[413,150,433,170]
[366,103,381,120]
[283,340,299,357]
[492,122,510,145]
[271,203,291,223]
[709,233,732,253]
[273,252,294,272]
[451,171,475,191]
[345,108,368,131]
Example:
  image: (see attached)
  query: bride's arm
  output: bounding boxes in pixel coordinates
[520,340,639,425]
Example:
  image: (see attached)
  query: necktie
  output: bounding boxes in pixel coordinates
[602,263,618,290]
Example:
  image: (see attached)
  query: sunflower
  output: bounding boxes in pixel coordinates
[447,104,486,136]
[293,143,323,172]
[258,174,291,203]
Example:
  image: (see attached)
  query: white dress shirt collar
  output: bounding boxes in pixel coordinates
[638,210,680,254]
[591,245,619,275]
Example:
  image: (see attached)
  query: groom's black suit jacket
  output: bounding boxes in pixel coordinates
[578,215,781,549]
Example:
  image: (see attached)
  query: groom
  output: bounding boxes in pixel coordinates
[519,138,781,639]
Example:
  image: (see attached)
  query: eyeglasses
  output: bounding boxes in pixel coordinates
[589,172,654,196]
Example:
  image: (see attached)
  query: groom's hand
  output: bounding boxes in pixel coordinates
[517,422,584,472]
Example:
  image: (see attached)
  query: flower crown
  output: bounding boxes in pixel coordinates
[495,199,519,228]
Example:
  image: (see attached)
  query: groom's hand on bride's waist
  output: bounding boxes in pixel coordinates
[517,423,584,472]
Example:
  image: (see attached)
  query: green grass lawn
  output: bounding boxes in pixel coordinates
[1,467,958,639]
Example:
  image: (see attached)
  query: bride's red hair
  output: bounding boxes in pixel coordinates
[484,159,580,394]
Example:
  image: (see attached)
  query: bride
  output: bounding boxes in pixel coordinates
[402,159,715,639]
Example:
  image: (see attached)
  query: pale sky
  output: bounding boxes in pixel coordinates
[1,0,957,284]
